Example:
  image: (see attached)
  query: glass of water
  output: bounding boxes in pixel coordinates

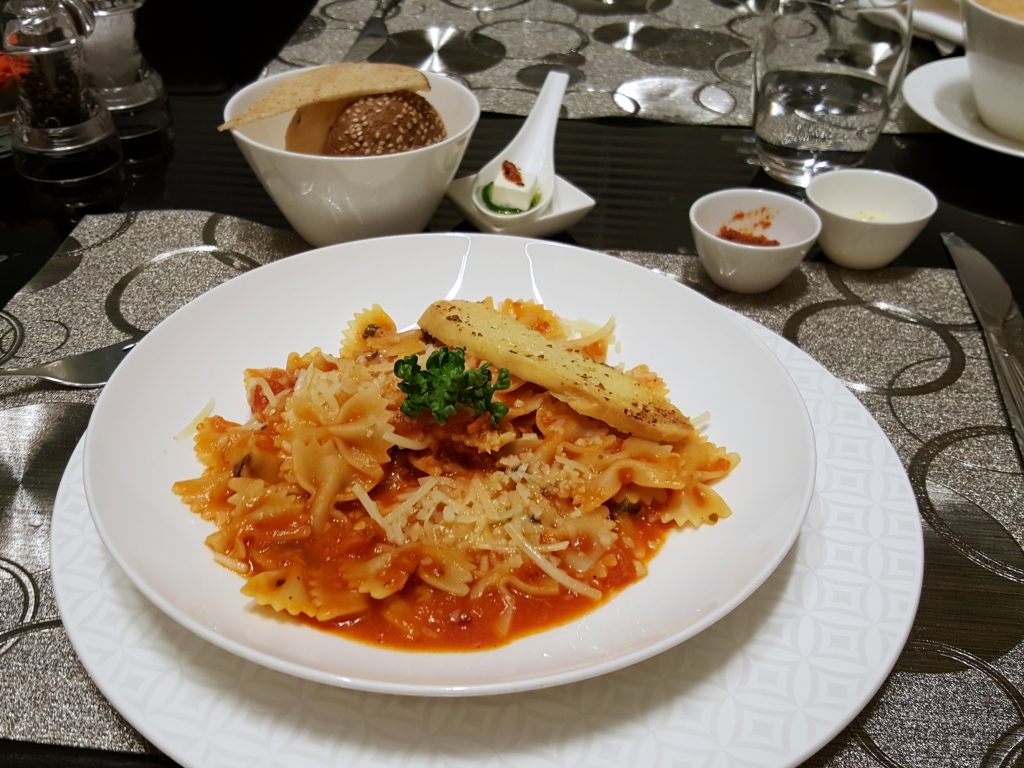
[753,0,912,187]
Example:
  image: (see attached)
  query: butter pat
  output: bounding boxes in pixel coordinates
[490,160,537,211]
[854,210,888,222]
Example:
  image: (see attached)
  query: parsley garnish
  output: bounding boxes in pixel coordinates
[394,347,510,426]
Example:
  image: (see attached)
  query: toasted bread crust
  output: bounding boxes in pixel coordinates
[219,63,429,132]
[419,300,692,442]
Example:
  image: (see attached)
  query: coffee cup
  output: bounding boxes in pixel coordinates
[963,0,1024,143]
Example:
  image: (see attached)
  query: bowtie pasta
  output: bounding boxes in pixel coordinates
[173,299,738,650]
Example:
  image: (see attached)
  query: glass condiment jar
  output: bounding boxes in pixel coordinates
[1,0,123,183]
[83,0,170,147]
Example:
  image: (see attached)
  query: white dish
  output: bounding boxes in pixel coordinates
[469,70,568,226]
[902,57,1024,159]
[52,317,924,767]
[224,68,480,247]
[81,232,813,696]
[912,0,963,46]
[689,188,821,294]
[805,169,937,270]
[446,174,595,237]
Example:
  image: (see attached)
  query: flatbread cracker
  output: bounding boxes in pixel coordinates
[218,63,430,132]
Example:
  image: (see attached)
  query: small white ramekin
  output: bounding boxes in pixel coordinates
[689,188,821,293]
[805,169,937,270]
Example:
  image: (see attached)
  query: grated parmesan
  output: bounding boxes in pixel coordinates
[505,520,602,600]
[174,399,215,440]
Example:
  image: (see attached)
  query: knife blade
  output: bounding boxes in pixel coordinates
[942,232,1024,462]
[342,0,402,62]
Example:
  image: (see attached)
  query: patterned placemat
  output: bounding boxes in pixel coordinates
[264,0,936,131]
[1,211,1021,766]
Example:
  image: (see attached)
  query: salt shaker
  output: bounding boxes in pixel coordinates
[1,0,122,183]
[83,0,170,145]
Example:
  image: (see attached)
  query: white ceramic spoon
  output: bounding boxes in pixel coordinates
[471,70,569,223]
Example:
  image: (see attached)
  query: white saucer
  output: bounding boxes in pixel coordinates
[446,174,595,237]
[902,57,1024,160]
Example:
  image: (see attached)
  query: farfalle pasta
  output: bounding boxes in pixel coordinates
[172,299,739,650]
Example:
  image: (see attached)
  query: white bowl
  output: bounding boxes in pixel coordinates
[223,68,480,247]
[805,169,937,270]
[689,188,821,293]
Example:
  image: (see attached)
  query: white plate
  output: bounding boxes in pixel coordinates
[82,233,815,696]
[52,318,924,768]
[902,57,1024,160]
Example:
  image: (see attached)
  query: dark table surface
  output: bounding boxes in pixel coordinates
[5,95,1023,312]
[2,3,1024,764]
[2,0,1022,307]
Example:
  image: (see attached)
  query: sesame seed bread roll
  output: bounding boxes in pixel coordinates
[323,91,446,156]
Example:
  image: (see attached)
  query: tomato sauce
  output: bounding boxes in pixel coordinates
[275,510,676,651]
[179,412,719,652]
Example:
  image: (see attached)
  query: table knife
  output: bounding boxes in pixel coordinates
[942,232,1024,461]
[342,0,402,62]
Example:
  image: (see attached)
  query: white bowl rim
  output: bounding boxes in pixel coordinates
[805,169,939,225]
[962,0,1024,29]
[223,67,481,163]
[689,187,822,250]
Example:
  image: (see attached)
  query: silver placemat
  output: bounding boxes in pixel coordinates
[264,0,936,132]
[2,211,1021,767]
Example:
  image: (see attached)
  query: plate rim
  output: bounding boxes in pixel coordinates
[51,316,924,768]
[80,232,816,696]
[902,56,1024,160]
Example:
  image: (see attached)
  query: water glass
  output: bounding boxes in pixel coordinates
[752,0,912,187]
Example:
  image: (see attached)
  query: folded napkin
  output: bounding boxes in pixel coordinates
[914,0,964,48]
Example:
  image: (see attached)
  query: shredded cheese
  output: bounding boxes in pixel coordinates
[246,376,281,410]
[505,520,602,600]
[174,399,215,440]
[352,481,405,544]
[562,316,616,350]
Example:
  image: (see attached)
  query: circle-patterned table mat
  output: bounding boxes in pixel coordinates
[1,210,1021,766]
[263,0,935,132]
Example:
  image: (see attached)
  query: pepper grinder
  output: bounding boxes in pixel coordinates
[1,0,123,184]
[83,0,170,146]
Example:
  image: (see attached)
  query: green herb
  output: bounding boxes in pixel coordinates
[394,347,510,426]
[481,182,524,215]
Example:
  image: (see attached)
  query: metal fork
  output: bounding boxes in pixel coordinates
[0,337,143,389]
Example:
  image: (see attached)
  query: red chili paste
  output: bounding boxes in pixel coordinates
[717,226,780,246]
[716,206,780,246]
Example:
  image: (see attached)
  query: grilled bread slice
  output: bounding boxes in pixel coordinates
[418,300,692,442]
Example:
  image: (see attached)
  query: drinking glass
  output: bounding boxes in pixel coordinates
[752,0,911,187]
